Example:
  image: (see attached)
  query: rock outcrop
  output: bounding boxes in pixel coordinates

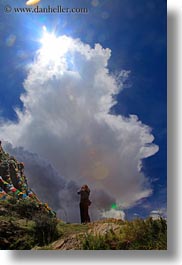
[0,141,55,216]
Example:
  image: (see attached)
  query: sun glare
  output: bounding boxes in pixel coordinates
[39,26,72,64]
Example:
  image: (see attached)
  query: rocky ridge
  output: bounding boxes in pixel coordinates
[0,141,55,216]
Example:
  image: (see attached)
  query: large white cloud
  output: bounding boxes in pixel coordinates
[0,35,158,221]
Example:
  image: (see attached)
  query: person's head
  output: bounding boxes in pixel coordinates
[81,184,89,191]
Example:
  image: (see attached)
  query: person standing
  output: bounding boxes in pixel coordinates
[77,185,91,223]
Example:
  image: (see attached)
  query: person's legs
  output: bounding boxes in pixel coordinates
[80,203,85,223]
[80,202,91,223]
[87,212,90,222]
[84,204,90,223]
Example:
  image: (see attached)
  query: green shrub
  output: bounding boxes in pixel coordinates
[33,213,59,246]
[122,218,167,250]
[9,234,35,250]
[83,234,110,250]
[16,199,39,219]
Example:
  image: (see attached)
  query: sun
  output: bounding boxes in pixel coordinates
[39,26,72,64]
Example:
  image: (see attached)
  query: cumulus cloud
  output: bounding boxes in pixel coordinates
[102,208,125,220]
[0,34,158,221]
[150,209,167,220]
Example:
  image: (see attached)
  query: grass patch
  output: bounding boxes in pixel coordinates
[82,218,167,250]
[57,221,89,237]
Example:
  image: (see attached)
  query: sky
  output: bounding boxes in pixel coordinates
[0,0,167,222]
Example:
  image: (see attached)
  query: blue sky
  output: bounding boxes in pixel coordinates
[0,0,166,220]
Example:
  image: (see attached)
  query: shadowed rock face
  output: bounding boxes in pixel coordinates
[0,143,31,199]
[0,220,26,250]
[51,234,83,250]
[0,142,55,217]
[0,143,58,250]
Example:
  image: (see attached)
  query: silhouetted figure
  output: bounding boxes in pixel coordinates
[77,185,91,223]
[0,141,2,153]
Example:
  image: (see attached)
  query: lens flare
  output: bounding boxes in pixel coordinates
[26,0,41,6]
[111,203,117,209]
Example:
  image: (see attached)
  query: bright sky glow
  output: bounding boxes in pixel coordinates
[39,26,72,64]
